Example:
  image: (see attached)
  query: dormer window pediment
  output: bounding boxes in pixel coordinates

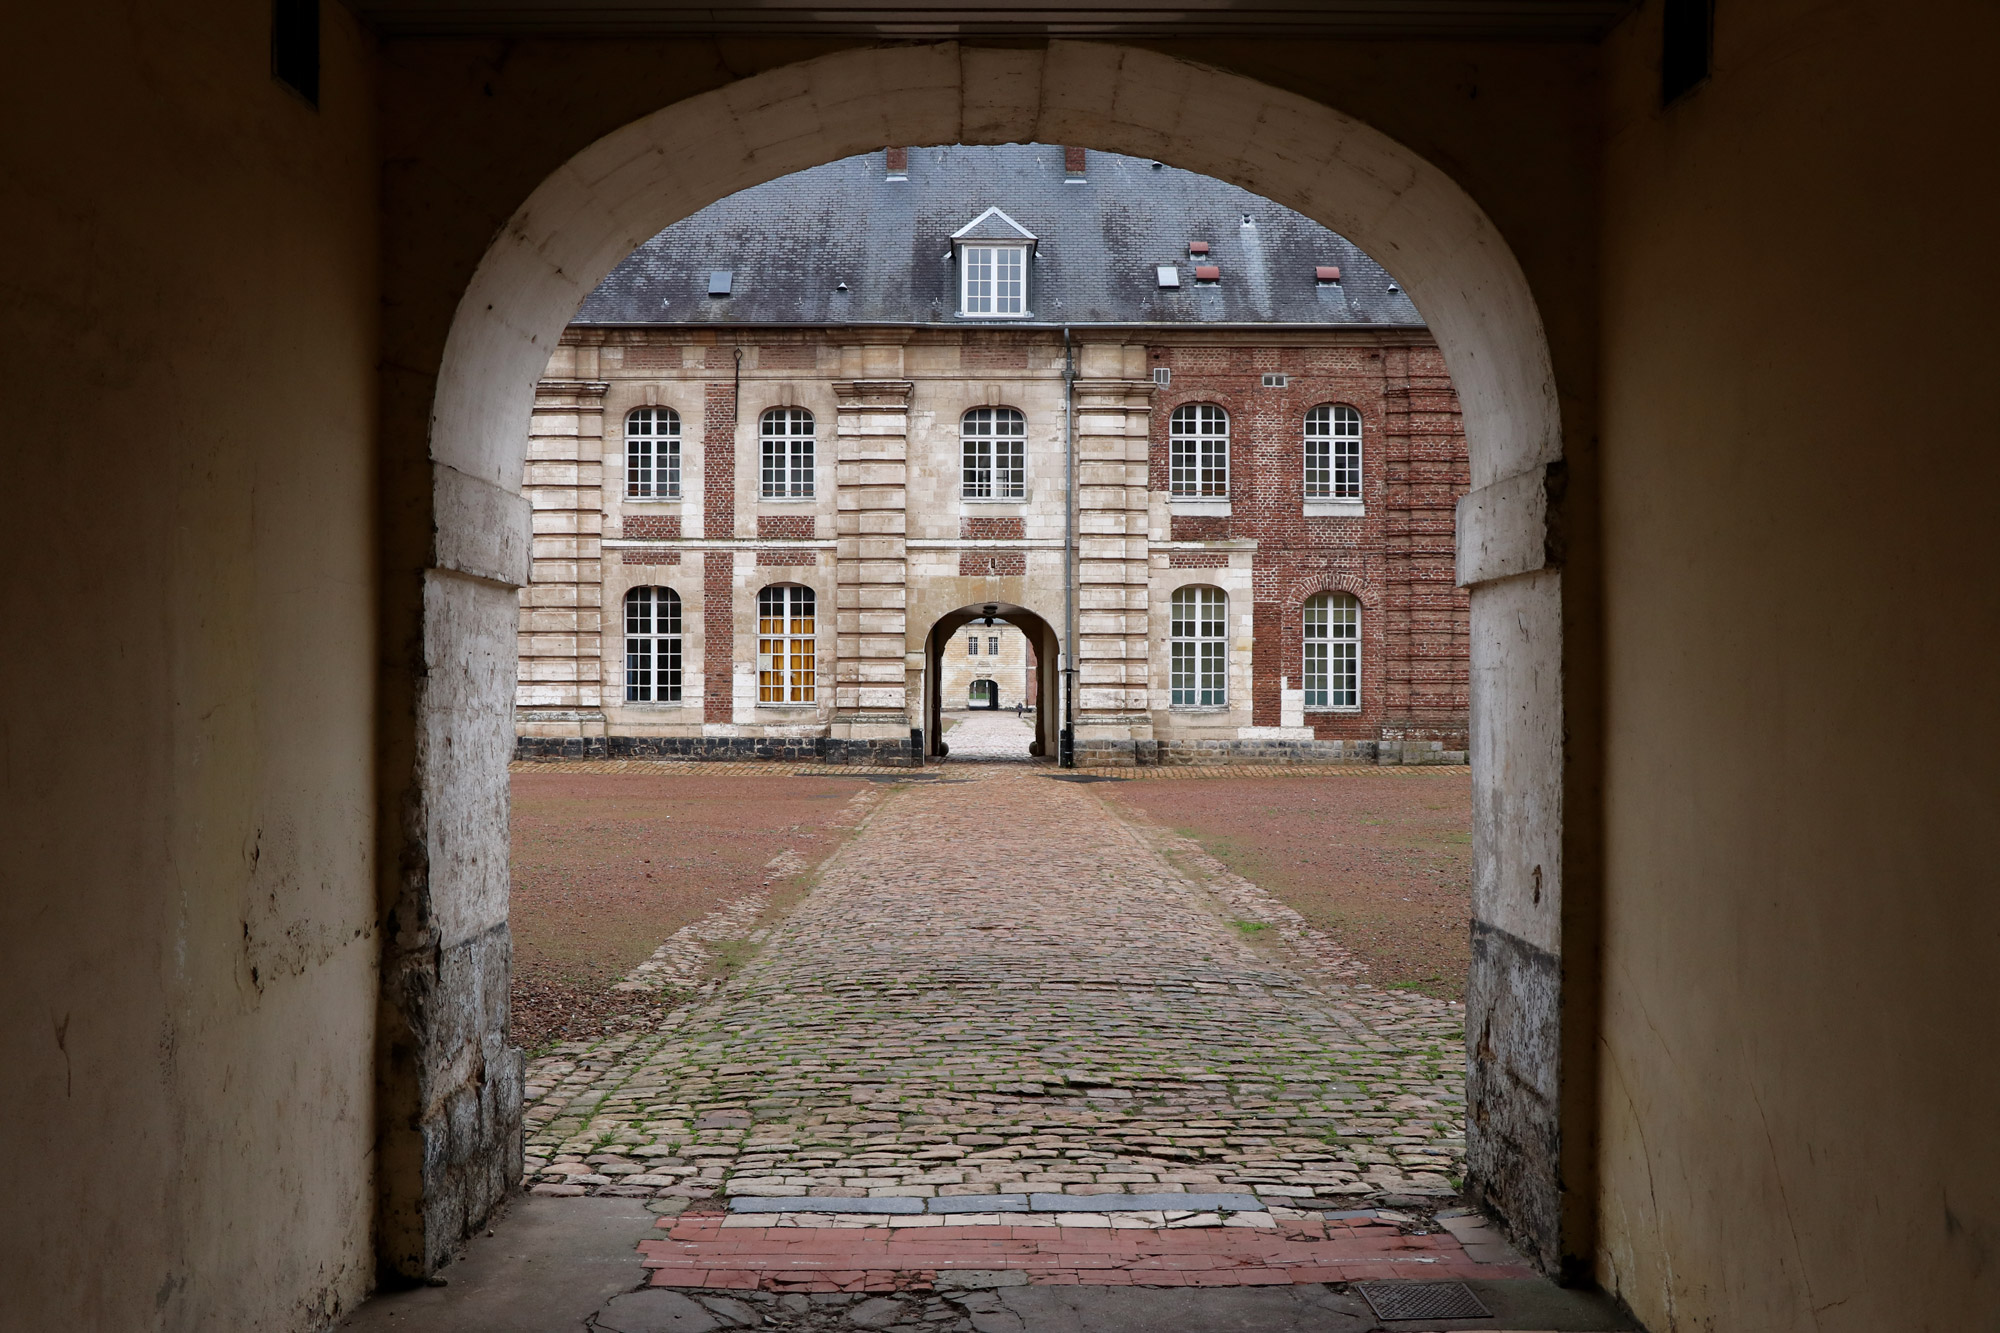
[952,208,1035,318]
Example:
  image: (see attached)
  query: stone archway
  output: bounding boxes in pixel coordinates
[924,603,1062,760]
[390,40,1572,1281]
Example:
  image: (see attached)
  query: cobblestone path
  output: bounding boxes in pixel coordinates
[939,710,1034,760]
[523,767,1466,1211]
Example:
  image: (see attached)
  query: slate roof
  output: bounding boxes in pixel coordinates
[574,144,1424,329]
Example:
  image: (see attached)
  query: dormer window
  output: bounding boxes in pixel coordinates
[951,207,1036,319]
[962,245,1027,315]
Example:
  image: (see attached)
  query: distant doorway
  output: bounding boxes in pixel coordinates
[924,603,1059,762]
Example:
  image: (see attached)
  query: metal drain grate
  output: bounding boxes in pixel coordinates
[1355,1280,1492,1320]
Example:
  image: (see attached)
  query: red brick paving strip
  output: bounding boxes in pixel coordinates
[640,1216,1531,1293]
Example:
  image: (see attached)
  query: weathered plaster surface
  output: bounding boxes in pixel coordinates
[1593,1,2000,1327]
[0,5,381,1328]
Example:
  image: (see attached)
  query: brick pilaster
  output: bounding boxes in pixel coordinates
[703,551,735,723]
[704,376,738,723]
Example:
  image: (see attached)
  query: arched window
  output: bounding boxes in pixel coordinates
[1170,585,1228,706]
[757,585,816,703]
[1304,404,1362,500]
[962,407,1027,498]
[760,408,815,498]
[1303,592,1360,709]
[625,407,681,499]
[1169,403,1230,497]
[624,586,682,702]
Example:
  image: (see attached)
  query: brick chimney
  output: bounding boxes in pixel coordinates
[1063,145,1086,179]
[885,146,908,179]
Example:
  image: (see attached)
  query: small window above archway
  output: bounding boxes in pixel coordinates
[952,208,1036,318]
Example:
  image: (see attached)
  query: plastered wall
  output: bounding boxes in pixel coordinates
[1595,1,2000,1327]
[0,4,382,1329]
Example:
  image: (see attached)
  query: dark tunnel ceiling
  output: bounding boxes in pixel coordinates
[348,0,1637,40]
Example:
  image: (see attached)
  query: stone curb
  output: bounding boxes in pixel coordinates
[730,1192,1267,1215]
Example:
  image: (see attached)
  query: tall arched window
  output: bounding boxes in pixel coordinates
[962,407,1027,498]
[624,586,682,702]
[1170,585,1228,706]
[1303,592,1360,709]
[757,585,816,703]
[760,408,815,498]
[1169,404,1230,497]
[625,407,681,499]
[1304,404,1362,500]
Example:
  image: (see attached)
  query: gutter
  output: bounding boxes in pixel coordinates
[1061,325,1076,769]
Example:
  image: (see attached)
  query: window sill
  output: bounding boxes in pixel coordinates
[1303,499,1364,517]
[1169,498,1232,516]
[1303,707,1363,715]
[960,496,1029,505]
[624,496,683,506]
[1168,704,1232,714]
[955,311,1034,320]
[756,702,820,710]
[621,700,691,709]
[757,495,818,504]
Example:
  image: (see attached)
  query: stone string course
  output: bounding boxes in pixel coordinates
[520,766,1467,1225]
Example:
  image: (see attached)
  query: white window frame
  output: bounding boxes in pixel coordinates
[1304,404,1363,500]
[962,406,1027,498]
[1303,591,1360,710]
[623,586,683,703]
[760,408,816,499]
[1169,585,1229,707]
[625,407,681,500]
[1169,403,1230,497]
[959,244,1029,318]
[757,584,817,704]
[987,635,1000,656]
[966,632,979,657]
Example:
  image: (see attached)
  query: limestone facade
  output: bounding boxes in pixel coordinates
[515,324,1468,766]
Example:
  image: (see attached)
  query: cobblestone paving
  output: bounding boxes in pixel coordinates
[523,767,1466,1214]
[939,710,1035,760]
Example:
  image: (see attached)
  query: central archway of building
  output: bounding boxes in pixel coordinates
[924,603,1059,762]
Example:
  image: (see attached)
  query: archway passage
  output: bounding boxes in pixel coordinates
[924,603,1060,762]
[391,38,1573,1288]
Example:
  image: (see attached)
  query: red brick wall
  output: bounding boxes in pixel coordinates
[756,550,816,566]
[703,377,737,723]
[758,344,816,370]
[961,516,1025,540]
[621,550,680,565]
[703,552,733,723]
[963,347,1029,371]
[758,514,815,539]
[624,514,681,539]
[1149,342,1469,741]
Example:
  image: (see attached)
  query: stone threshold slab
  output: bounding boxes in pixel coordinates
[731,1192,1264,1215]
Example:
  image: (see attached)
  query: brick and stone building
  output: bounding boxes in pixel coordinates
[516,145,1469,765]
